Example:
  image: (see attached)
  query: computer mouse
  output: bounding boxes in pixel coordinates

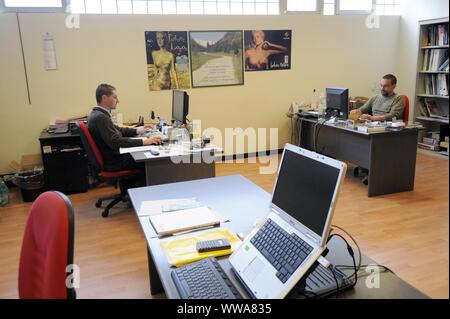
[150,149,160,156]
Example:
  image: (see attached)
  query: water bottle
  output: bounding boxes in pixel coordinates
[0,177,9,206]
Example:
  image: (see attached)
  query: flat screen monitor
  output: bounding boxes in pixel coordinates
[172,90,189,125]
[326,88,349,119]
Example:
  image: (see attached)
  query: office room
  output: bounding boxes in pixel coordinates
[0,0,448,304]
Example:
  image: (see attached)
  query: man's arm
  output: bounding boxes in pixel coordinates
[358,96,376,114]
[97,116,143,150]
[116,125,138,137]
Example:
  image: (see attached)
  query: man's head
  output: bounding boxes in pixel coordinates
[380,74,397,97]
[96,83,118,109]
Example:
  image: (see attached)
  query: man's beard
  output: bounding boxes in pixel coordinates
[381,91,389,96]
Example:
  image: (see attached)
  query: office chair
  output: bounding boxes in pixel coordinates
[402,95,410,124]
[77,121,143,217]
[18,191,76,299]
[353,95,410,185]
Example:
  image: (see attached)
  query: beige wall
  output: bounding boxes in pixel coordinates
[0,13,402,173]
[396,0,449,122]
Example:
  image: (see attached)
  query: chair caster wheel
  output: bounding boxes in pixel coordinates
[102,210,109,218]
[95,200,102,208]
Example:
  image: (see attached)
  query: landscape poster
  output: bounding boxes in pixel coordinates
[145,31,190,91]
[244,30,292,71]
[189,31,244,88]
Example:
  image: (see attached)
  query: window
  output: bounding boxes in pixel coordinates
[2,0,65,11]
[68,0,279,15]
[4,0,62,6]
[338,0,372,14]
[375,0,403,16]
[286,0,318,12]
[322,0,334,15]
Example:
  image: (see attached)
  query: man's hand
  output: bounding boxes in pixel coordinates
[143,136,162,145]
[350,109,361,115]
[136,124,155,135]
[359,114,372,121]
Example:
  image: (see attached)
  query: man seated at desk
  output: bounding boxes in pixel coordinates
[88,83,162,171]
[350,74,405,122]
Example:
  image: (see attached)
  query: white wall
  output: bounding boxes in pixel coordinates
[396,0,449,122]
[0,13,402,173]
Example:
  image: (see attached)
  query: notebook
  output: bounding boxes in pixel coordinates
[149,206,221,236]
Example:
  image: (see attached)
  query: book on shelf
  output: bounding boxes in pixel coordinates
[423,137,440,145]
[418,142,440,151]
[438,58,449,71]
[418,100,430,117]
[424,98,449,119]
[423,24,449,46]
[423,74,449,96]
[423,49,449,71]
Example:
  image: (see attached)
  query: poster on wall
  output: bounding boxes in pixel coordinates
[189,31,244,88]
[244,30,292,72]
[145,31,190,91]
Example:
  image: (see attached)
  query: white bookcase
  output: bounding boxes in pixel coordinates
[414,17,449,158]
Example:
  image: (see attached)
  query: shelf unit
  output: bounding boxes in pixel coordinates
[414,17,449,158]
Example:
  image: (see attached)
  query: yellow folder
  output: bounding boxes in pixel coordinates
[160,228,242,267]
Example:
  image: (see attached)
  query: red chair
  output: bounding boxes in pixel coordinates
[18,191,76,299]
[77,121,143,217]
[402,95,410,123]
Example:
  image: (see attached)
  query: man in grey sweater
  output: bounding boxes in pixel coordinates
[88,83,162,171]
[350,74,405,122]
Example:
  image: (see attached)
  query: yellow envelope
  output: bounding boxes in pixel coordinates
[160,228,242,267]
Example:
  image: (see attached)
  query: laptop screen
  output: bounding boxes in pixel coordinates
[272,149,341,236]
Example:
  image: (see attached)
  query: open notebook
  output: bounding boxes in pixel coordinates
[149,206,221,237]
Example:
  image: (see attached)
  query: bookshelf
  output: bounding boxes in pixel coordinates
[414,17,449,158]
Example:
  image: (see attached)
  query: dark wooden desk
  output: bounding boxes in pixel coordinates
[128,175,428,299]
[130,147,219,186]
[298,118,419,197]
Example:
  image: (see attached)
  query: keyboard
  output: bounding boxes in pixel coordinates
[171,258,241,299]
[143,131,169,143]
[250,219,313,284]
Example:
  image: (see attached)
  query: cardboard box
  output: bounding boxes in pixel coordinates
[10,154,43,172]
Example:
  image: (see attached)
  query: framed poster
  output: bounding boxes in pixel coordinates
[145,31,190,91]
[189,31,244,88]
[244,30,292,71]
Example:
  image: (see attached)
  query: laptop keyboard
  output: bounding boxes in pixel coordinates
[250,219,313,284]
[171,257,241,299]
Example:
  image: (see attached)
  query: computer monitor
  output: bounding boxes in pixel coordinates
[326,88,349,119]
[172,90,189,125]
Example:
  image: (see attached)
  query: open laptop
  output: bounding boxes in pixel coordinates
[171,144,347,299]
[228,144,347,299]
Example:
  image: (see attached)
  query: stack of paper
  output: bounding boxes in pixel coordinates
[149,206,223,237]
[138,198,201,217]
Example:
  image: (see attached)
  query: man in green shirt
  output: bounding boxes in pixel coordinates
[350,74,405,122]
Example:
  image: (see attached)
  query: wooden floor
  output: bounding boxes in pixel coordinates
[0,152,448,299]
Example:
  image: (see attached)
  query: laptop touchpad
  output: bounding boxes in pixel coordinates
[243,257,265,282]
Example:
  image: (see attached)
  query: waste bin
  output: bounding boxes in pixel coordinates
[13,169,45,202]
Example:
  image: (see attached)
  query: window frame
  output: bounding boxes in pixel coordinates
[0,0,67,13]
